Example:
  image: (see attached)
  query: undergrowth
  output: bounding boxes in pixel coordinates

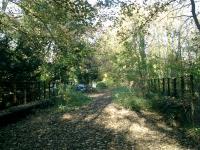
[112,87,150,112]
[96,82,107,90]
[112,86,200,145]
[52,87,91,112]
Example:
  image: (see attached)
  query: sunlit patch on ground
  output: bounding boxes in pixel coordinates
[61,113,73,121]
[0,90,195,150]
[92,94,190,150]
[88,93,105,98]
[84,114,96,121]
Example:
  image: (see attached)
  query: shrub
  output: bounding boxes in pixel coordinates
[187,127,200,144]
[54,86,91,111]
[112,87,193,125]
[112,87,149,112]
[112,86,200,144]
[96,82,107,89]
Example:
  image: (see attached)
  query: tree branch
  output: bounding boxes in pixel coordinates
[190,0,200,32]
[1,0,9,12]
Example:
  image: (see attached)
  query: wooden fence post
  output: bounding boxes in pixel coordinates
[150,79,152,92]
[173,78,177,97]
[49,81,51,99]
[24,82,27,104]
[44,81,46,100]
[181,76,185,97]
[13,82,17,104]
[190,75,194,96]
[52,82,54,96]
[38,82,41,100]
[154,79,157,91]
[151,79,155,92]
[30,82,33,101]
[162,78,165,95]
[167,78,170,96]
[158,79,160,92]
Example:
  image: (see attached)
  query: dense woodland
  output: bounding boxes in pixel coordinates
[1,0,200,88]
[0,0,200,148]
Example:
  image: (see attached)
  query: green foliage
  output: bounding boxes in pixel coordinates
[103,77,115,87]
[112,87,200,127]
[112,86,200,143]
[112,87,149,112]
[0,34,43,81]
[186,127,200,144]
[0,0,98,84]
[54,85,91,112]
[96,82,107,89]
[75,56,99,84]
[150,97,190,124]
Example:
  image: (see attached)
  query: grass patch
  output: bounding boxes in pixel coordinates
[53,87,91,112]
[112,87,150,112]
[186,126,200,144]
[112,87,193,124]
[96,82,107,90]
[112,86,200,145]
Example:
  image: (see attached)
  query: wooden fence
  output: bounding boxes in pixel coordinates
[0,81,56,110]
[147,75,200,98]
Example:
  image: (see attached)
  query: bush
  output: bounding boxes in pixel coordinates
[54,86,91,111]
[186,127,200,144]
[96,82,107,89]
[112,87,193,125]
[112,86,200,144]
[112,87,149,112]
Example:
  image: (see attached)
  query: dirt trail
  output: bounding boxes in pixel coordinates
[0,90,196,150]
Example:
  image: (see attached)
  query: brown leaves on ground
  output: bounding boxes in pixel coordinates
[0,91,197,150]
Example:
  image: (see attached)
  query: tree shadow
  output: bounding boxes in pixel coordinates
[0,91,135,150]
[0,91,198,150]
[134,110,199,149]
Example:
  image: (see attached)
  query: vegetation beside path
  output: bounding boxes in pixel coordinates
[0,89,199,149]
[112,87,200,147]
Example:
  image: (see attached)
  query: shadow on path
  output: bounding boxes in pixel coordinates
[0,90,197,150]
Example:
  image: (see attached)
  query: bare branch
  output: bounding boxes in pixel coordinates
[158,3,191,22]
[190,0,200,32]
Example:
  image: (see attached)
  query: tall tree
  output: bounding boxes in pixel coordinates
[190,0,200,32]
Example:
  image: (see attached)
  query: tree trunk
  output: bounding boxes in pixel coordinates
[2,0,9,12]
[190,0,200,33]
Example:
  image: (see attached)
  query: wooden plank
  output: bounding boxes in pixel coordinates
[0,100,51,126]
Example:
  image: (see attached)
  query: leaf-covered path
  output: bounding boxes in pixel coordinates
[0,91,196,150]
